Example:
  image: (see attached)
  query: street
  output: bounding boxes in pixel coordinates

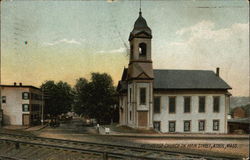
[30,118,249,159]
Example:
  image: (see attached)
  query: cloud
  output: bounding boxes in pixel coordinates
[97,47,127,54]
[155,20,249,96]
[43,38,83,46]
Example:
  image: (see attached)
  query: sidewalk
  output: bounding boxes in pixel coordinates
[98,124,249,139]
[25,124,48,131]
[2,124,48,131]
[3,125,29,130]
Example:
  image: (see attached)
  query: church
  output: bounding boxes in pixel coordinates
[117,10,231,133]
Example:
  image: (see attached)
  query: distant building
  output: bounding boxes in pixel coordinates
[117,11,232,133]
[228,105,250,134]
[0,83,43,126]
[231,107,246,118]
[228,117,250,134]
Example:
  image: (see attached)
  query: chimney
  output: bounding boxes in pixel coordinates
[216,67,220,77]
[14,82,17,86]
[19,83,22,86]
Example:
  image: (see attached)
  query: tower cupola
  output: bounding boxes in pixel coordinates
[129,12,152,41]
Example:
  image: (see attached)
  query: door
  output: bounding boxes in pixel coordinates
[22,114,30,126]
[138,111,148,127]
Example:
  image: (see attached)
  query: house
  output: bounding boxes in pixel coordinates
[0,83,44,126]
[231,107,246,119]
[117,10,231,133]
[228,104,250,134]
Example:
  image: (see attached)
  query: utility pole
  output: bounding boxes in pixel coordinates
[41,87,44,125]
[0,0,3,127]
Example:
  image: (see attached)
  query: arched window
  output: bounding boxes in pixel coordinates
[139,43,146,57]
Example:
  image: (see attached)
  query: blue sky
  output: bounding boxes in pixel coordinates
[1,0,249,96]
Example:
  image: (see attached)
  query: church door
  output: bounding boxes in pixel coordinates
[138,111,148,127]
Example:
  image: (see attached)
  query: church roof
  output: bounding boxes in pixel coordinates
[129,12,152,40]
[154,69,231,90]
[133,12,151,33]
[117,68,231,92]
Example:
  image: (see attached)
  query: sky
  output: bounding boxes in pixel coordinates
[1,0,249,96]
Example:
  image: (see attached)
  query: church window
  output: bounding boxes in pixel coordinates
[213,120,220,131]
[129,111,132,121]
[169,121,176,132]
[213,96,220,112]
[153,121,161,131]
[184,96,191,113]
[154,96,161,113]
[140,88,146,105]
[199,96,205,113]
[169,97,176,113]
[184,120,191,132]
[139,43,146,57]
[129,88,132,103]
[199,120,205,131]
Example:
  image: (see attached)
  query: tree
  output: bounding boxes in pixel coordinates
[73,78,89,115]
[41,81,73,117]
[73,73,118,124]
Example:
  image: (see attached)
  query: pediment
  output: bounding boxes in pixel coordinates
[137,72,150,79]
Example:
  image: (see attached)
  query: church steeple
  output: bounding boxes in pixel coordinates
[127,8,153,80]
[125,4,154,129]
[129,11,152,41]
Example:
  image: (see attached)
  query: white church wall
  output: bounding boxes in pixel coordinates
[127,83,135,127]
[153,93,228,133]
[136,83,150,111]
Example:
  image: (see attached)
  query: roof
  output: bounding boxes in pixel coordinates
[129,12,152,40]
[117,69,231,92]
[117,68,128,92]
[0,85,41,90]
[228,117,250,124]
[154,69,231,90]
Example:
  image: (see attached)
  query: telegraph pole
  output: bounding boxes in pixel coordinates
[41,87,44,125]
[0,0,3,127]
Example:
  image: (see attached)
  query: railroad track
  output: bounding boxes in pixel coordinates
[0,132,237,160]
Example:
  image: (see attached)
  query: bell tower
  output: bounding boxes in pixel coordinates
[126,9,154,129]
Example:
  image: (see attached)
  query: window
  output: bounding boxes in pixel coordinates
[32,104,40,112]
[184,121,191,132]
[154,97,161,113]
[140,88,146,105]
[199,120,205,131]
[213,120,219,131]
[169,121,176,132]
[213,96,220,112]
[184,96,191,113]
[2,96,6,103]
[199,96,205,113]
[31,93,34,100]
[22,92,30,100]
[129,88,132,103]
[153,121,161,131]
[139,43,146,57]
[129,111,132,121]
[22,104,29,112]
[169,97,176,113]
